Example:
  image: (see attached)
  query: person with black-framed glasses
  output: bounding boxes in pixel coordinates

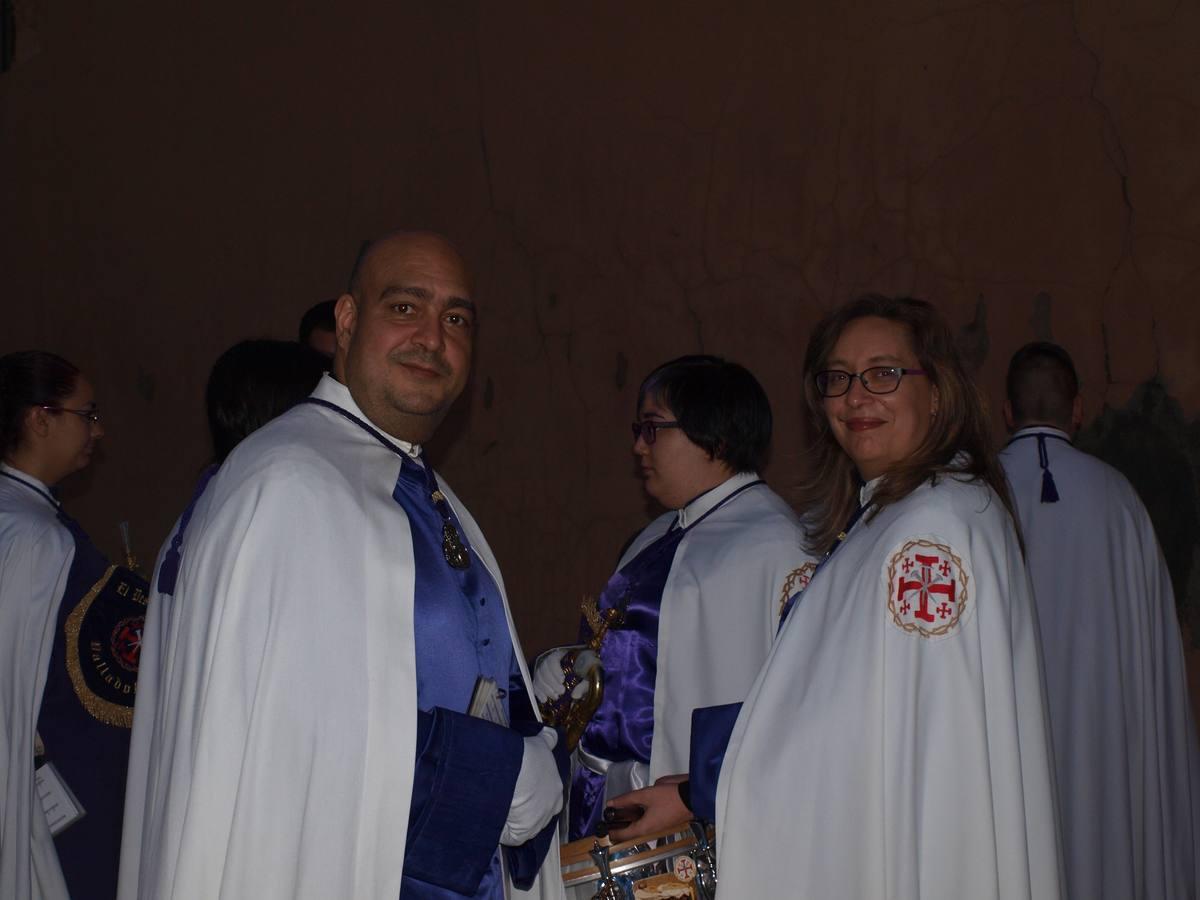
[610,297,1064,899]
[0,350,149,900]
[532,354,814,850]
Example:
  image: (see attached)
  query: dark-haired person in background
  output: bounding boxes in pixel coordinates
[153,338,328,596]
[533,355,813,841]
[611,298,1063,898]
[120,339,327,893]
[0,351,149,900]
[206,339,330,465]
[1000,341,1200,900]
[299,299,338,357]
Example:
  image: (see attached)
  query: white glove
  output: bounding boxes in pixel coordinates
[532,645,600,705]
[500,727,564,846]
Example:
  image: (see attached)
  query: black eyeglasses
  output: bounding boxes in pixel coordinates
[814,367,928,398]
[631,420,681,445]
[40,405,102,425]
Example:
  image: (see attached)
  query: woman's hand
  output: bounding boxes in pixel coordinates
[607,778,690,843]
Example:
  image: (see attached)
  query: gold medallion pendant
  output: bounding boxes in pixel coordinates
[441,521,472,570]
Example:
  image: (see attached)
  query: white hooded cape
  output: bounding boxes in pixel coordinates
[0,465,73,900]
[715,474,1064,898]
[1001,426,1200,899]
[118,376,562,900]
[608,473,813,785]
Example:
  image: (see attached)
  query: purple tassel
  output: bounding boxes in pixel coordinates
[1040,468,1060,503]
[1037,434,1060,503]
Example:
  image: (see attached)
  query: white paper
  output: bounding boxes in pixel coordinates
[36,762,85,835]
[468,676,509,727]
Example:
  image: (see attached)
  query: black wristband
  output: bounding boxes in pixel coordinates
[677,779,693,813]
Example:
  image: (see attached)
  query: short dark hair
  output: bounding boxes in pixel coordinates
[0,351,81,457]
[1005,341,1079,428]
[637,355,773,473]
[206,340,327,463]
[298,300,338,344]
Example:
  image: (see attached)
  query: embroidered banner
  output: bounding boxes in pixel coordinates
[65,564,148,726]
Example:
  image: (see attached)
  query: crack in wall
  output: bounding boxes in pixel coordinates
[1067,0,1157,406]
[1100,322,1115,385]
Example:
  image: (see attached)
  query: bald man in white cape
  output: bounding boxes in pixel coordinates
[119,233,566,900]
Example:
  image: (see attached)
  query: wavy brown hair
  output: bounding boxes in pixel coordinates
[798,295,1016,554]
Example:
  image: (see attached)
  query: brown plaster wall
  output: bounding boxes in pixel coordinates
[3,2,1199,670]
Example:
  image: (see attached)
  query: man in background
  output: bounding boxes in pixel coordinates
[298,298,337,357]
[1000,341,1200,900]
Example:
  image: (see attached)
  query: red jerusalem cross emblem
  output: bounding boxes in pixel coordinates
[778,561,818,618]
[886,539,969,638]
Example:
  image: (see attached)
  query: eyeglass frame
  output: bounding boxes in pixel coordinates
[814,366,928,398]
[40,405,102,425]
[631,420,682,445]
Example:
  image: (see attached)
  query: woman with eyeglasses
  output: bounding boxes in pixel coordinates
[533,354,814,844]
[609,297,1064,898]
[0,350,148,900]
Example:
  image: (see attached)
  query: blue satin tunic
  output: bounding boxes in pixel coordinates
[395,455,517,900]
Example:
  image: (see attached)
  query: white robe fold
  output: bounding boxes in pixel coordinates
[118,375,562,900]
[0,466,73,900]
[613,473,813,783]
[715,473,1064,899]
[1001,426,1200,899]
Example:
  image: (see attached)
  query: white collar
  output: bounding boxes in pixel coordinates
[0,462,58,506]
[1011,424,1073,443]
[857,448,974,507]
[677,470,760,528]
[859,474,885,508]
[311,374,422,460]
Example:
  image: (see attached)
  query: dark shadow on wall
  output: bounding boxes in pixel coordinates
[1,0,13,73]
[1077,378,1200,643]
[1,0,40,74]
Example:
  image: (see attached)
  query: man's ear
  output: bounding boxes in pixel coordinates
[1070,394,1083,432]
[334,293,357,351]
[332,293,358,381]
[1002,399,1016,432]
